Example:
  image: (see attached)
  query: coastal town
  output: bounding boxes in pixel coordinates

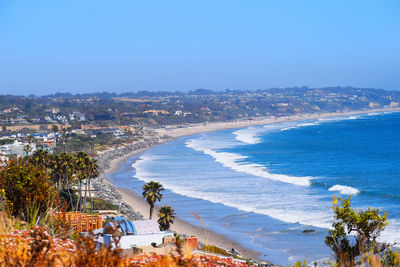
[1,86,400,159]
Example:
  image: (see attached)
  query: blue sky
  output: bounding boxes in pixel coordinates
[0,0,399,95]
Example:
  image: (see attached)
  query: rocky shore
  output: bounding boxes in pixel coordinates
[92,136,169,220]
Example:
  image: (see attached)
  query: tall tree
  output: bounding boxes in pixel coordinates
[74,151,90,212]
[51,124,59,134]
[29,149,51,175]
[86,157,99,213]
[60,127,71,152]
[60,152,76,207]
[142,181,164,219]
[158,205,176,231]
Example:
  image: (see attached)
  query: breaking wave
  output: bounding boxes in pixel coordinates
[328,184,360,195]
[233,128,262,144]
[132,155,331,229]
[186,138,313,186]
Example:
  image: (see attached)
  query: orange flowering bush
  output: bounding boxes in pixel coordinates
[129,253,251,267]
[0,226,75,266]
[0,226,252,267]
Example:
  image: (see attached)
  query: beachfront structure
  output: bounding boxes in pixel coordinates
[95,217,174,249]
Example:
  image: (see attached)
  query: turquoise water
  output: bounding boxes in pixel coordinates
[108,111,400,265]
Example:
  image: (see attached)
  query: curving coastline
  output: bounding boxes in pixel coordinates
[93,107,400,264]
[92,136,271,263]
[92,137,163,220]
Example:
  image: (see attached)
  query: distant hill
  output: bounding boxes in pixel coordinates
[0,87,399,127]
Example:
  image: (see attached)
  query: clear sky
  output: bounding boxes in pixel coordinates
[0,0,399,95]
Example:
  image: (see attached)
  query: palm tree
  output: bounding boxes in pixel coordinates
[60,153,76,206]
[142,181,164,219]
[86,157,99,213]
[30,149,52,185]
[30,149,50,169]
[51,124,59,134]
[74,151,90,212]
[60,127,71,152]
[158,206,176,231]
[46,152,75,209]
[59,152,73,188]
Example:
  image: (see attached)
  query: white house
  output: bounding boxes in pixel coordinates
[93,218,174,250]
[69,110,86,121]
[0,140,33,158]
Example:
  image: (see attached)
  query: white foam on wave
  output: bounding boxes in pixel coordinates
[347,116,359,120]
[186,138,313,186]
[134,155,400,238]
[272,111,398,134]
[233,128,262,144]
[280,121,320,131]
[328,184,360,195]
[133,156,331,229]
[367,110,400,117]
[297,122,319,127]
[260,208,332,229]
[379,219,400,246]
[318,115,358,123]
[136,158,400,241]
[278,114,367,132]
[280,126,296,131]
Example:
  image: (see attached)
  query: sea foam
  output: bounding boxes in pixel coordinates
[328,184,360,195]
[233,128,262,144]
[186,138,313,186]
[132,155,332,229]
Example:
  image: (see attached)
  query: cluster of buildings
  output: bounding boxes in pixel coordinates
[141,109,193,117]
[42,109,86,124]
[0,108,86,125]
[0,123,149,161]
[0,132,56,161]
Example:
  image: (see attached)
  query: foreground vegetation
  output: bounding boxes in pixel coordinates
[0,218,251,267]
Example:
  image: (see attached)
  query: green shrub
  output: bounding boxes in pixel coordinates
[91,197,119,211]
[0,158,56,219]
[58,188,78,211]
[203,245,229,256]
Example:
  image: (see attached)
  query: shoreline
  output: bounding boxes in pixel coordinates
[95,107,400,264]
[154,107,400,139]
[96,142,268,262]
[116,187,266,263]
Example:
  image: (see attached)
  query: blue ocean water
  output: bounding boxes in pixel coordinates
[108,111,400,265]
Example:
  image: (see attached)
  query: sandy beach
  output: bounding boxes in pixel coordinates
[101,107,400,263]
[154,108,400,139]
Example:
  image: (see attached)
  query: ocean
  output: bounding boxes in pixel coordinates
[107,111,400,265]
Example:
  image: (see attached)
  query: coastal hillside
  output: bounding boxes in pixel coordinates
[1,87,399,128]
